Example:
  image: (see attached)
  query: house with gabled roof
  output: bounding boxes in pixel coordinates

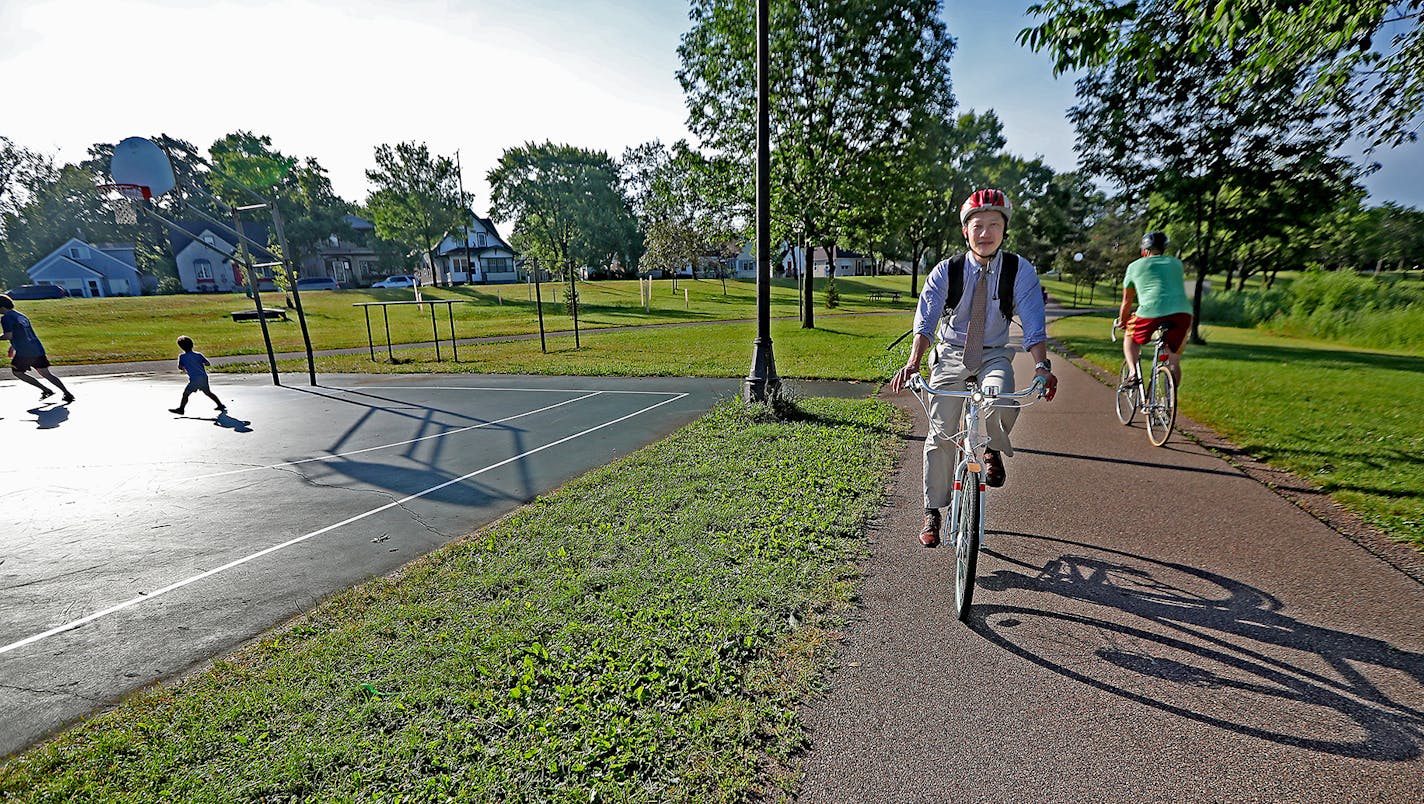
[302,214,385,287]
[422,214,518,285]
[24,238,153,297]
[167,221,273,293]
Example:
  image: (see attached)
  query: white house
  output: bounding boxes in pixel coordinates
[167,221,273,293]
[25,238,152,297]
[422,215,518,285]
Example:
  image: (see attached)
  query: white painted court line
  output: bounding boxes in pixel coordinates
[0,392,689,657]
[186,387,692,481]
[189,391,606,481]
[330,384,690,396]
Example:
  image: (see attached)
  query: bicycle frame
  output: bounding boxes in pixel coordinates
[1112,321,1178,445]
[909,373,1046,619]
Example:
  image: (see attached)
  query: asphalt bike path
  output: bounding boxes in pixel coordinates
[796,352,1423,801]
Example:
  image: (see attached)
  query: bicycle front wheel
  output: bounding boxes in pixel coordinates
[952,476,982,621]
[1145,365,1177,446]
[1115,361,1137,425]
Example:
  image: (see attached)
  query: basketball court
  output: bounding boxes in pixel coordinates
[0,371,864,757]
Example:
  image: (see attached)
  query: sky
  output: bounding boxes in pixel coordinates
[2,0,1420,212]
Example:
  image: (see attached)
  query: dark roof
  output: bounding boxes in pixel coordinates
[812,246,866,260]
[167,220,272,260]
[343,213,374,231]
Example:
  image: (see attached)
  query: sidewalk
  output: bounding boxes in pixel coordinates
[795,350,1424,802]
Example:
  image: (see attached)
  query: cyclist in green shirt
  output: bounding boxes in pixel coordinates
[1117,231,1193,386]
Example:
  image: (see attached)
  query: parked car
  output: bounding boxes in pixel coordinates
[295,276,341,291]
[2,284,69,300]
[370,275,417,288]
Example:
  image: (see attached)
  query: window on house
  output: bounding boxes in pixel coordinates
[478,234,487,247]
[485,257,512,272]
[69,246,88,259]
[194,259,213,280]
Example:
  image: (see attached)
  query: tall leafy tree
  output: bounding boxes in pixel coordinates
[0,137,56,235]
[487,142,638,279]
[0,163,125,287]
[621,140,738,280]
[365,142,468,279]
[679,0,956,327]
[1175,1,1423,150]
[1022,0,1356,343]
[209,132,353,269]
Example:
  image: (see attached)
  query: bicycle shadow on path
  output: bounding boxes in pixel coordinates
[976,531,1424,761]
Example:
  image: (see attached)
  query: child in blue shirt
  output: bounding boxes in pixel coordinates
[169,336,226,415]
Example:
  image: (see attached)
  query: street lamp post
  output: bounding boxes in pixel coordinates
[1073,252,1084,307]
[743,0,781,403]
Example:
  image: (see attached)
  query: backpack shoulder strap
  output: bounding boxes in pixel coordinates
[941,254,966,319]
[998,252,1020,321]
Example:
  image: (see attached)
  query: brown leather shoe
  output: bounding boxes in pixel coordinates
[919,509,941,547]
[984,449,1006,488]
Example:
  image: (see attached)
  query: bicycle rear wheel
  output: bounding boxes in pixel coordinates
[952,475,982,621]
[1115,360,1137,425]
[1145,365,1177,446]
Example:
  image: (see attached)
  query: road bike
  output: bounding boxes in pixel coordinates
[1112,320,1178,447]
[909,373,1047,621]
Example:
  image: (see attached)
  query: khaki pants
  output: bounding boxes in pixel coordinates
[923,345,1020,510]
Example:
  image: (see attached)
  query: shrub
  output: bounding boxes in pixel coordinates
[157,276,185,295]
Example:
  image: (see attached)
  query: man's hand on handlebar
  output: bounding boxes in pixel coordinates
[889,363,920,394]
[1034,369,1059,401]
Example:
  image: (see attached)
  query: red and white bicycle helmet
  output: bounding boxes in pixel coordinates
[960,188,1013,227]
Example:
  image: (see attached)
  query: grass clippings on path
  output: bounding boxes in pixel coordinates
[0,396,906,803]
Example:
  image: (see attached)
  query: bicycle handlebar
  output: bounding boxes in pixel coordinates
[908,373,1047,402]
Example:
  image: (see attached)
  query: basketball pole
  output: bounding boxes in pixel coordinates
[267,198,317,385]
[233,206,281,386]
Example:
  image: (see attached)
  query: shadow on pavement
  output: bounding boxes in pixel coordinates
[26,404,70,429]
[973,532,1424,761]
[1014,446,1243,479]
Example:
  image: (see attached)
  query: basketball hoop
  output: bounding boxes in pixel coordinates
[98,183,150,225]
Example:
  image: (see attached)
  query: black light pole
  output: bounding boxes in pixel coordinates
[744,0,780,403]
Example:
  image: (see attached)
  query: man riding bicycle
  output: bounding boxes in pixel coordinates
[889,188,1058,548]
[1117,231,1192,387]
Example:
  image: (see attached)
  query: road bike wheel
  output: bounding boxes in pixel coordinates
[953,478,982,621]
[1145,364,1177,446]
[1115,361,1138,425]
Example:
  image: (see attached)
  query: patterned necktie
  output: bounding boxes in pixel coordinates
[961,266,989,374]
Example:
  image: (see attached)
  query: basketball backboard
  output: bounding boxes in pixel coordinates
[110,137,176,197]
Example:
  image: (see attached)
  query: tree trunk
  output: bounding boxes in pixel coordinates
[1189,189,1216,346]
[801,244,815,328]
[909,243,924,297]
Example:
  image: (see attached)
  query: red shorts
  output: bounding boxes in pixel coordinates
[11,352,51,371]
[1129,313,1192,351]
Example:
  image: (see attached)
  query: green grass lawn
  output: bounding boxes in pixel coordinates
[1050,314,1424,548]
[0,397,905,802]
[15,276,921,366]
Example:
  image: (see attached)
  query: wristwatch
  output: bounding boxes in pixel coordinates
[1033,359,1053,372]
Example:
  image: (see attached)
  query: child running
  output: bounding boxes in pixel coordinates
[169,335,226,415]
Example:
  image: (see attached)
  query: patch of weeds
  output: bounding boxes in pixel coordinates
[736,387,809,423]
